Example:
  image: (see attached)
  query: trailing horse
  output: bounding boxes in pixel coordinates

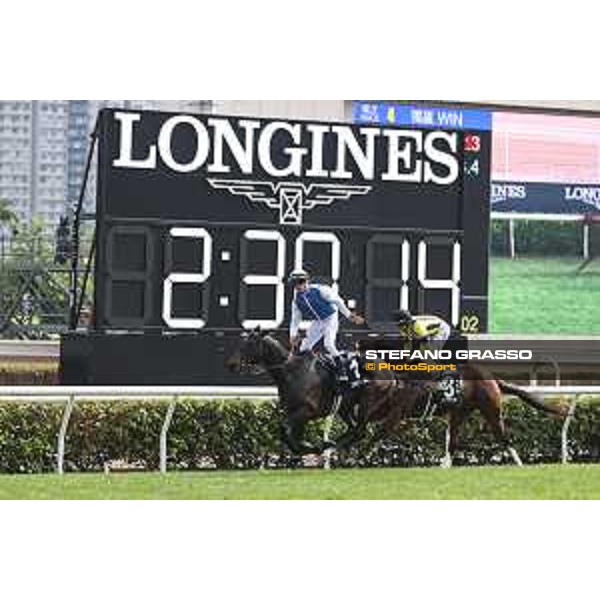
[342,362,567,467]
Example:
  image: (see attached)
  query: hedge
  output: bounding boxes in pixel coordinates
[0,398,598,473]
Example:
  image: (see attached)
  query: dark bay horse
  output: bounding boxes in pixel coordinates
[226,330,397,455]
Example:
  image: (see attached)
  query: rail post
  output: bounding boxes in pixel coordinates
[561,398,577,465]
[57,394,76,475]
[509,218,516,259]
[531,358,561,388]
[160,396,178,474]
[530,365,538,387]
[550,358,561,388]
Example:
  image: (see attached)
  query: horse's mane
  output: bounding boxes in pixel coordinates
[261,334,318,374]
[260,333,290,363]
[255,333,321,377]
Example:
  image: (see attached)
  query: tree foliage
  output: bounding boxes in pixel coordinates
[0,199,17,232]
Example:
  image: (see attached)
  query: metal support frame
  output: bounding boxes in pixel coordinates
[75,229,97,325]
[69,119,99,330]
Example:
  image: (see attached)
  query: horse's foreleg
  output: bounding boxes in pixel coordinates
[329,392,362,451]
[338,401,358,430]
[283,411,321,456]
[441,424,453,469]
[478,389,523,467]
[441,408,469,468]
[335,402,368,451]
[335,383,396,452]
[335,422,367,452]
[281,422,302,455]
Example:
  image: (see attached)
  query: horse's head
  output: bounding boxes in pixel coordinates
[225,328,289,375]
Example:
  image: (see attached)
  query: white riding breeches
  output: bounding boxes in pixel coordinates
[428,320,451,351]
[299,312,340,356]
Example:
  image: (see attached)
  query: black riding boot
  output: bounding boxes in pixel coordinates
[333,355,349,386]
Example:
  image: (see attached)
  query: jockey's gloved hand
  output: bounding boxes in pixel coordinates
[350,313,365,325]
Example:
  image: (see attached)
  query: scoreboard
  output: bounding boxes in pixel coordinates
[60,108,491,384]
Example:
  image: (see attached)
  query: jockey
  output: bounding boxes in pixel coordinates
[289,269,364,383]
[394,309,459,405]
[394,309,451,351]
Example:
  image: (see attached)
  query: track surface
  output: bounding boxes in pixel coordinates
[491,257,600,333]
[1,465,599,499]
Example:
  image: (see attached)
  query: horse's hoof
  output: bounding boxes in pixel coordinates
[289,456,303,469]
[322,448,334,470]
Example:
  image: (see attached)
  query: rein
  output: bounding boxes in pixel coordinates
[246,335,292,376]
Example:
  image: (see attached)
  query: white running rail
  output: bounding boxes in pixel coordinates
[0,385,595,474]
[0,386,277,474]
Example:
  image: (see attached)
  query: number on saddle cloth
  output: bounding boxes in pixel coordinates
[437,372,462,403]
[346,352,361,382]
[318,352,362,386]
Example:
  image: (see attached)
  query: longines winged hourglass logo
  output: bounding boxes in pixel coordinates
[207,179,372,225]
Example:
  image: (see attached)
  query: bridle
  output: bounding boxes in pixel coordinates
[239,333,290,375]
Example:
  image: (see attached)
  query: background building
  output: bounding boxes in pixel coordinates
[0,100,213,229]
[0,101,35,224]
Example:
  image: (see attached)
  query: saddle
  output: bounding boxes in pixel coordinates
[398,364,463,407]
[315,351,363,391]
[315,353,337,373]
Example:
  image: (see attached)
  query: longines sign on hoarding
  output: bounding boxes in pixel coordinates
[113,112,461,184]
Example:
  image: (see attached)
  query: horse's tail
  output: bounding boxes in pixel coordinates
[497,380,567,416]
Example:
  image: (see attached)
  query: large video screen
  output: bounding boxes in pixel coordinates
[491,111,600,214]
[353,101,600,215]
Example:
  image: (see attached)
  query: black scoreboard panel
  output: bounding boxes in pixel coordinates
[61,109,491,384]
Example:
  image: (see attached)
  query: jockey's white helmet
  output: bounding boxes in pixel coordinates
[288,269,310,283]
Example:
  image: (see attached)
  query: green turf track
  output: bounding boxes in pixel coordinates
[490,257,600,334]
[1,465,599,499]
